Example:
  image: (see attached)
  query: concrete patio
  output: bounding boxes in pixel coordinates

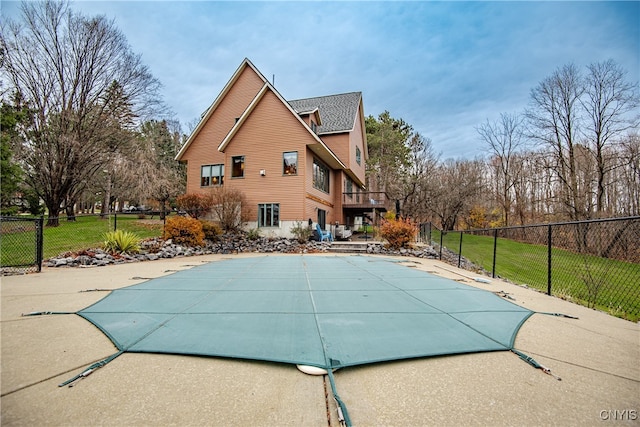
[2,253,638,426]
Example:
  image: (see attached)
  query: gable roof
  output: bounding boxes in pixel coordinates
[217,81,348,173]
[175,58,268,160]
[175,59,365,187]
[289,92,362,135]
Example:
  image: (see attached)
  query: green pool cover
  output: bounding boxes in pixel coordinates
[67,255,542,425]
[78,255,533,368]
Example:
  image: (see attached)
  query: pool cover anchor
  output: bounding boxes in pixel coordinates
[21,311,72,316]
[540,312,579,320]
[493,290,516,301]
[59,351,124,387]
[434,264,492,284]
[512,349,562,381]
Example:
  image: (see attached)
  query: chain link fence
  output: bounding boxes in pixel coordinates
[1,213,167,274]
[0,216,44,274]
[423,217,640,322]
[4,213,639,321]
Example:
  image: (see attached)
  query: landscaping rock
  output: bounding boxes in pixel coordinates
[54,258,67,267]
[44,234,448,269]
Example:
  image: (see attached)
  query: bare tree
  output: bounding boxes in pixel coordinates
[526,64,586,221]
[618,133,640,215]
[426,158,484,231]
[477,112,526,226]
[582,59,639,215]
[399,132,439,220]
[1,1,162,225]
[509,152,533,224]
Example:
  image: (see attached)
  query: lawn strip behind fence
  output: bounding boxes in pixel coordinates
[426,217,640,322]
[43,214,166,259]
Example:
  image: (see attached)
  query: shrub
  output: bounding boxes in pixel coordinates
[176,193,213,219]
[164,216,205,247]
[379,216,418,250]
[290,221,313,243]
[246,228,261,240]
[200,220,222,241]
[207,187,250,232]
[103,230,141,254]
[0,206,19,216]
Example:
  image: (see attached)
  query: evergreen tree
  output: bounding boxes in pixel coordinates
[365,111,412,199]
[0,94,31,214]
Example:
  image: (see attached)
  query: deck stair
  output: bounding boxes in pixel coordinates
[328,241,381,254]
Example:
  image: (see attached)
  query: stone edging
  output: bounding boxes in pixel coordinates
[44,236,443,268]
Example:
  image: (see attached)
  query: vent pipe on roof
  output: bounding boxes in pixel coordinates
[272,74,275,86]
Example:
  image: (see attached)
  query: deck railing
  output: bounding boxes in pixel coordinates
[342,192,388,209]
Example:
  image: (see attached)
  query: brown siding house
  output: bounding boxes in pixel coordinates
[175,58,373,237]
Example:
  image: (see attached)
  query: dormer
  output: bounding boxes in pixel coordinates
[297,108,322,134]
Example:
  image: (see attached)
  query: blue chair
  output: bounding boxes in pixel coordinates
[316,223,333,242]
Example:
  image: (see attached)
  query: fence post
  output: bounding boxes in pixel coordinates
[492,228,497,278]
[114,212,117,231]
[547,224,552,295]
[163,209,167,236]
[36,216,44,272]
[458,231,463,268]
[439,231,443,260]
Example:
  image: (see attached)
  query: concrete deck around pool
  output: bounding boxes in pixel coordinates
[2,253,639,426]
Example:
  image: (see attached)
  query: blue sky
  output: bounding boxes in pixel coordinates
[3,1,639,159]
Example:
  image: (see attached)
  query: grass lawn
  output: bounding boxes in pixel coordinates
[1,214,165,265]
[433,230,640,322]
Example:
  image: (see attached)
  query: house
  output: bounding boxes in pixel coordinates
[175,58,386,237]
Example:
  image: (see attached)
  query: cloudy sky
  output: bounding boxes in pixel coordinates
[3,1,639,159]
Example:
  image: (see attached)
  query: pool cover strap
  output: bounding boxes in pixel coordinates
[512,349,562,381]
[59,351,124,387]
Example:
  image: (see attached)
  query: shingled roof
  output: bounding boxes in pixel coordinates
[289,92,362,134]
